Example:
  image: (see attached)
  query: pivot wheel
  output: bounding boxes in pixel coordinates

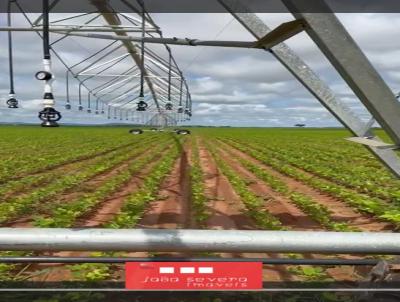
[129,129,144,135]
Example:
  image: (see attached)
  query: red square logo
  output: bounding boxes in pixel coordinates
[125,262,263,290]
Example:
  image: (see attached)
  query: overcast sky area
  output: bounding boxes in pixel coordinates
[1,11,400,127]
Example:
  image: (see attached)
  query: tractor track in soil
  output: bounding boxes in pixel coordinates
[4,142,164,228]
[197,141,295,282]
[137,143,192,230]
[125,142,192,264]
[217,139,392,232]
[30,142,192,282]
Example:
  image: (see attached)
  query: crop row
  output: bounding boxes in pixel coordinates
[220,138,400,228]
[0,128,146,183]
[203,139,335,282]
[189,138,209,226]
[204,141,283,230]
[0,136,158,200]
[227,135,400,204]
[0,136,167,224]
[66,139,184,281]
[215,142,354,232]
[33,140,172,228]
[106,140,181,229]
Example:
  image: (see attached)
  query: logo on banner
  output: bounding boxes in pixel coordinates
[125,262,263,290]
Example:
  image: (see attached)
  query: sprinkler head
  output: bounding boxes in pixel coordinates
[38,107,61,127]
[7,98,18,109]
[185,109,192,117]
[137,100,148,111]
[165,102,173,111]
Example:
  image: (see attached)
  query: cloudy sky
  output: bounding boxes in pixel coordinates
[1,11,400,127]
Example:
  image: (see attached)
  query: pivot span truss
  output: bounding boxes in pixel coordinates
[3,0,192,126]
[2,0,400,277]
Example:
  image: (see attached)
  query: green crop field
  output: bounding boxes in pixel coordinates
[0,125,398,295]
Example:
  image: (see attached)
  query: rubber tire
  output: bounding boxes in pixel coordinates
[129,129,143,135]
[177,129,191,135]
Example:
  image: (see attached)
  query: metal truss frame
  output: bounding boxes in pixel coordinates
[3,0,192,125]
[218,0,400,178]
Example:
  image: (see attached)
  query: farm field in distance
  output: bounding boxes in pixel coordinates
[0,125,399,287]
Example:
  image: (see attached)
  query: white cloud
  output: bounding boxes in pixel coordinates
[0,12,399,127]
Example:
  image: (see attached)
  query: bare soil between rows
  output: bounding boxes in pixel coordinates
[4,135,390,284]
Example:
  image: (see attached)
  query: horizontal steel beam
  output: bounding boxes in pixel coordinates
[57,32,261,48]
[56,28,304,50]
[0,229,399,254]
[0,26,158,33]
[0,257,379,266]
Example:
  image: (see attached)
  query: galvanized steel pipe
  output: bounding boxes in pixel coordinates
[0,229,399,254]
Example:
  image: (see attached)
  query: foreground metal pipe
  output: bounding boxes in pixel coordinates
[0,257,380,266]
[0,229,399,254]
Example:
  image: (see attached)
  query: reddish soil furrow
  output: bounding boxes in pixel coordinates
[137,158,187,229]
[137,141,192,229]
[218,140,391,232]
[5,145,162,228]
[2,141,143,185]
[197,142,294,282]
[214,142,380,281]
[126,142,192,261]
[27,155,168,282]
[19,148,172,282]
[75,153,169,228]
[216,146,321,231]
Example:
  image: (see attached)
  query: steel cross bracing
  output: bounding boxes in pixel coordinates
[36,1,400,176]
[217,0,400,178]
[4,0,192,125]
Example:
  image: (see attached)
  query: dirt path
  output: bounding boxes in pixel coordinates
[137,154,189,229]
[197,141,294,282]
[218,139,391,232]
[124,142,192,264]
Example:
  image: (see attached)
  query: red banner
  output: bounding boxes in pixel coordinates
[125,262,263,290]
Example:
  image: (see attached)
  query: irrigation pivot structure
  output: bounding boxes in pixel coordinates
[3,0,192,126]
[3,0,400,176]
[2,0,400,290]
